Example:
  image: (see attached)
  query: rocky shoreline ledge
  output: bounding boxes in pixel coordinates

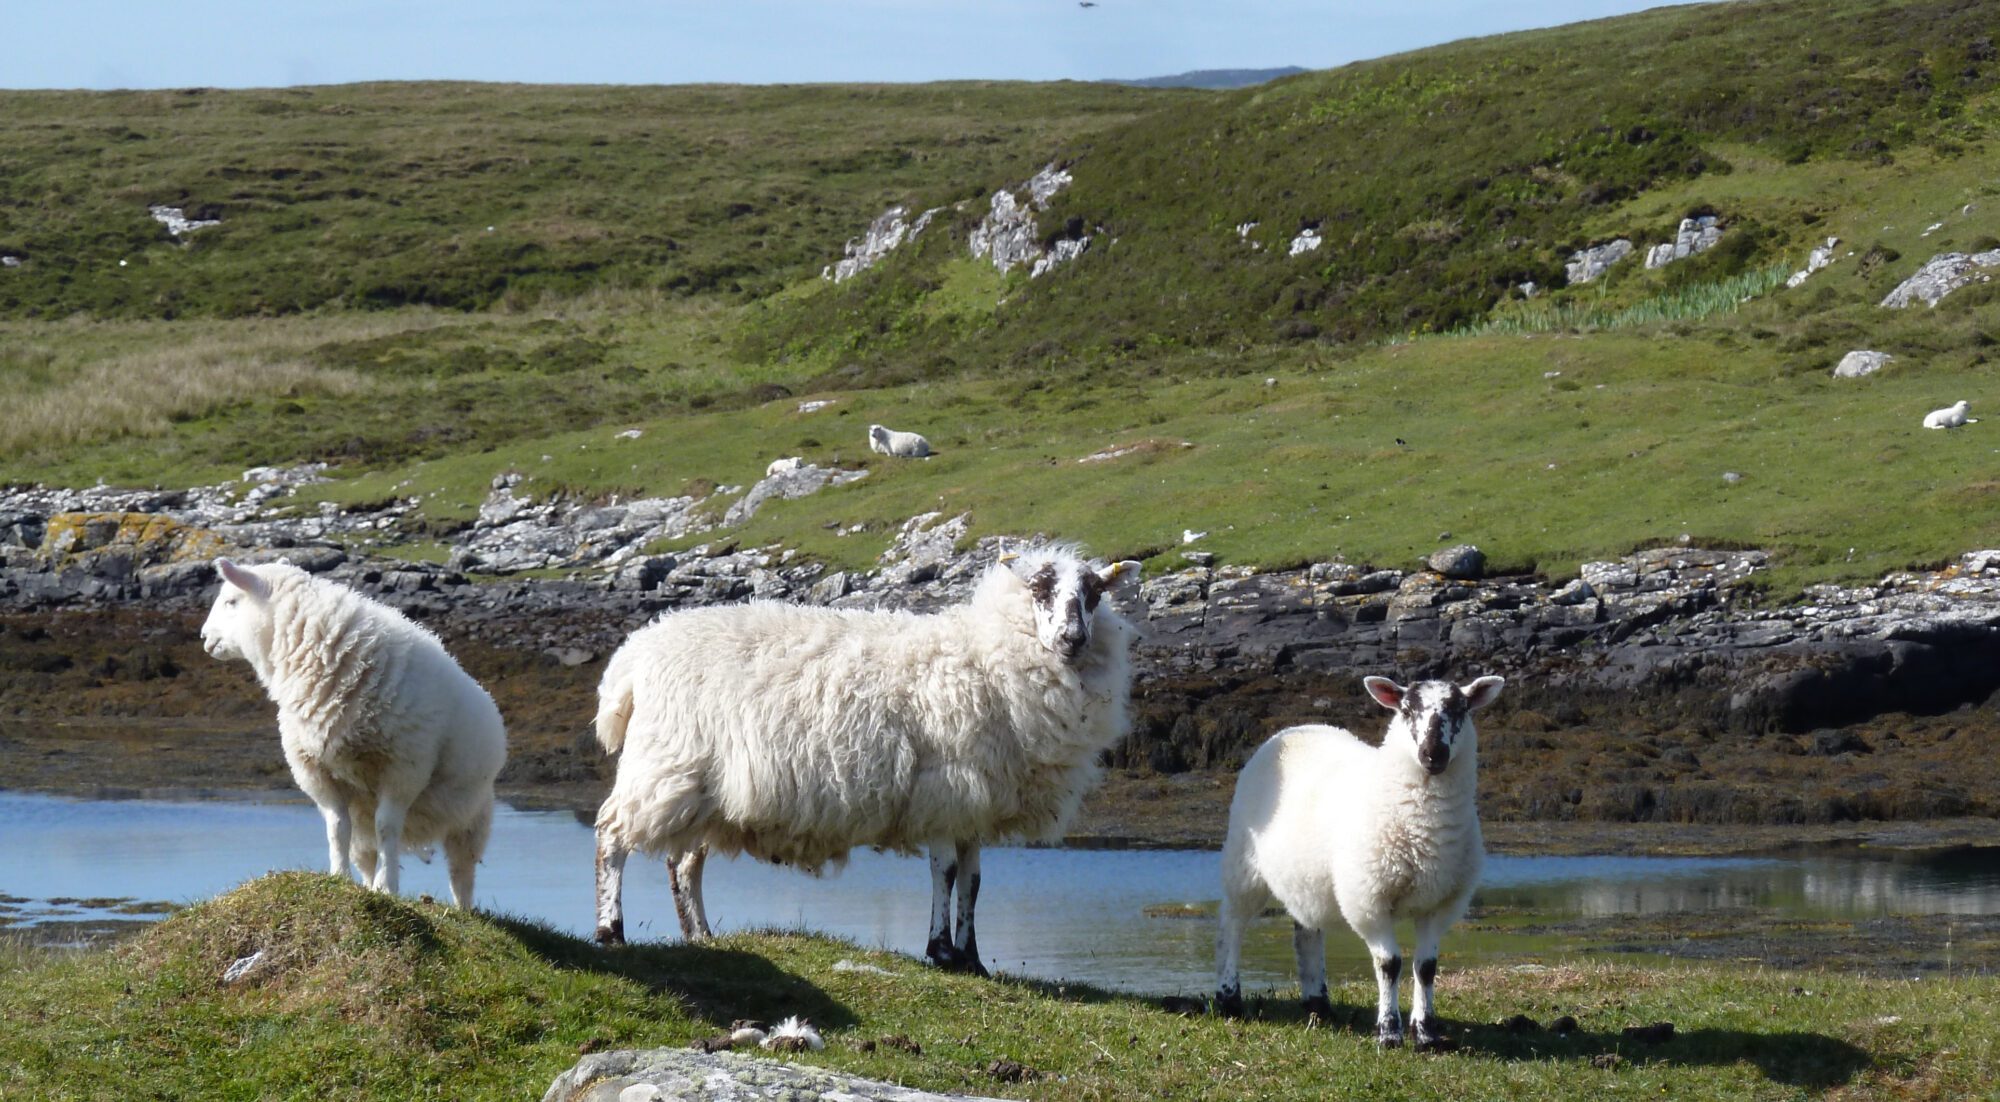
[6,468,2000,828]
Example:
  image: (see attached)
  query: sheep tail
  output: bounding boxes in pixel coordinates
[594,646,638,755]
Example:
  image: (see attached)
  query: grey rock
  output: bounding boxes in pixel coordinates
[543,1048,1007,1102]
[1880,250,2000,308]
[722,464,869,527]
[1426,544,1485,579]
[1833,350,1892,378]
[1786,236,1840,288]
[1565,239,1634,284]
[969,163,1077,277]
[826,204,944,283]
[1549,578,1596,606]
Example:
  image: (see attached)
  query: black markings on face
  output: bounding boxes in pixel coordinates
[1401,683,1469,745]
[1028,564,1057,606]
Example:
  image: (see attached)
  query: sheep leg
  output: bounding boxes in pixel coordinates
[1292,922,1334,1021]
[320,803,353,880]
[1409,908,1456,1051]
[371,800,406,896]
[1213,887,1254,1018]
[925,846,958,969]
[443,803,491,910]
[669,846,712,940]
[594,832,628,945]
[951,841,988,978]
[1355,916,1404,1047]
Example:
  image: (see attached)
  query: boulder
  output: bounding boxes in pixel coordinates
[1833,350,1892,378]
[542,1048,1007,1102]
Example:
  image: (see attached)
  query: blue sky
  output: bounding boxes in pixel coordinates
[12,1,1707,90]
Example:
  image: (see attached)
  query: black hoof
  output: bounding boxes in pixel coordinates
[1215,990,1246,1019]
[1376,1020,1404,1048]
[1413,1019,1454,1052]
[594,921,625,946]
[1302,995,1335,1022]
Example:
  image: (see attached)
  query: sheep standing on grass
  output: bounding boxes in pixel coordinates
[868,423,933,458]
[1924,400,1974,429]
[591,545,1141,976]
[1216,675,1504,1049]
[200,559,507,908]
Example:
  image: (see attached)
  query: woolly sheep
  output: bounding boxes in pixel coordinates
[591,545,1141,976]
[868,423,933,458]
[200,558,507,907]
[1924,400,1973,429]
[765,456,805,476]
[1216,675,1504,1049]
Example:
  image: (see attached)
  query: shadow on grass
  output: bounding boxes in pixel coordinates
[1218,997,1869,1089]
[488,916,857,1032]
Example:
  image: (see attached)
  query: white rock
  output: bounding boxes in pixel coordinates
[1881,250,2000,308]
[1288,227,1323,256]
[148,205,220,236]
[1833,351,1892,378]
[1565,239,1633,284]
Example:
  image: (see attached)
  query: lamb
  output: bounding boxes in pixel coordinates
[765,456,805,476]
[1924,400,1973,429]
[868,423,933,458]
[591,545,1141,976]
[1216,675,1504,1049]
[199,558,507,908]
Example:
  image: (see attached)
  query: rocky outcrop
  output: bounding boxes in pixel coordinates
[149,204,221,237]
[1880,250,2000,308]
[543,1048,1006,1102]
[824,204,944,283]
[1565,239,1633,284]
[1642,216,1722,269]
[1787,236,1840,288]
[969,163,1084,278]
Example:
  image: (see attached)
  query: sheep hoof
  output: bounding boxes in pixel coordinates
[594,921,625,947]
[1302,995,1335,1022]
[1375,1021,1404,1048]
[1214,991,1246,1019]
[1413,1020,1454,1052]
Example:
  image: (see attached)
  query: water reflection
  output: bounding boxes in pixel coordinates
[1,792,1995,993]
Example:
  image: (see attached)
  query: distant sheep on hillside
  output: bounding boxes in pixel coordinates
[868,424,932,458]
[1924,400,1973,429]
[200,558,507,908]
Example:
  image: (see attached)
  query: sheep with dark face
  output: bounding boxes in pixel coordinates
[1216,675,1503,1049]
[591,545,1140,976]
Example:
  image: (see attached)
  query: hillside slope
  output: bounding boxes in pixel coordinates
[756,0,1998,372]
[0,81,1194,318]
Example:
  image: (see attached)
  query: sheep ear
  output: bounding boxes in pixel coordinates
[1462,675,1505,711]
[1362,676,1405,710]
[1098,560,1142,587]
[216,558,270,600]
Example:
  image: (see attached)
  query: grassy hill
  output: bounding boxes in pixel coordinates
[3,0,2000,586]
[1,873,1993,1099]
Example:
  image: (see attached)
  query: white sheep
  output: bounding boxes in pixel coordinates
[765,456,805,476]
[591,545,1140,976]
[868,423,933,458]
[1923,400,1973,429]
[200,558,507,907]
[1216,675,1503,1049]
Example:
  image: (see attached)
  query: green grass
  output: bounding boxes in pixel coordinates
[1,874,1993,1100]
[5,1,2000,594]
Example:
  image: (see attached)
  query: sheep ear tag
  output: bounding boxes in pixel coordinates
[1362,676,1406,710]
[1099,560,1143,587]
[216,558,269,600]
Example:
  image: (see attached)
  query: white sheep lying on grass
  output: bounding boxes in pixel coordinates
[200,558,507,907]
[591,545,1140,976]
[1924,400,1974,429]
[765,456,804,476]
[1216,675,1503,1049]
[868,423,933,457]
